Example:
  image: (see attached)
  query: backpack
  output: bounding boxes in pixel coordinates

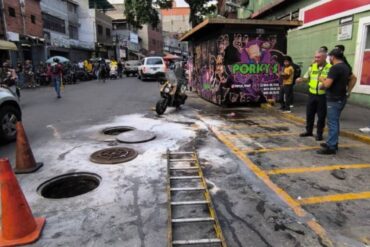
[292,63,301,85]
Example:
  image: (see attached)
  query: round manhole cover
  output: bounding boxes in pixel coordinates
[116,130,156,143]
[90,147,138,164]
[102,126,135,135]
[37,172,101,199]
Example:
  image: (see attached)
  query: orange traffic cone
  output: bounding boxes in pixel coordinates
[14,121,43,174]
[0,158,46,246]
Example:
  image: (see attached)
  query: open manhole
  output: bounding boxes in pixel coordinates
[102,126,135,135]
[37,172,101,199]
[116,130,156,143]
[90,147,138,164]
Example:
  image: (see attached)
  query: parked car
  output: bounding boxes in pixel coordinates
[124,60,140,77]
[138,57,166,80]
[0,86,22,143]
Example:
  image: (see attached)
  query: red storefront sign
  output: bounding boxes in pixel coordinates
[304,0,370,24]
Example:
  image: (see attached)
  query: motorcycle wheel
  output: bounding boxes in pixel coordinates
[155,98,168,115]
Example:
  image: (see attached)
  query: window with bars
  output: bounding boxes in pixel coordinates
[97,24,103,35]
[69,24,78,40]
[43,13,65,34]
[31,15,36,24]
[8,7,16,17]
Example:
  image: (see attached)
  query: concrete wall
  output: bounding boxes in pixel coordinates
[78,0,96,45]
[95,9,112,45]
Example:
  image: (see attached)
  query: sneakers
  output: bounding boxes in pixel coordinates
[320,143,338,150]
[315,135,323,141]
[282,110,291,113]
[300,132,313,137]
[317,147,336,155]
[359,127,370,133]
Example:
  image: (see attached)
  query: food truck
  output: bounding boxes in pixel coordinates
[180,18,301,106]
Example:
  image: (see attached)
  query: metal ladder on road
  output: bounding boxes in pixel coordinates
[166,150,227,247]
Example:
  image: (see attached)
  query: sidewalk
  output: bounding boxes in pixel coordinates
[276,92,370,135]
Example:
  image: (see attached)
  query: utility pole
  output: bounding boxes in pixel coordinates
[0,0,8,39]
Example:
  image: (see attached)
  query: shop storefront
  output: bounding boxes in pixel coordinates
[180,18,300,106]
[287,0,370,107]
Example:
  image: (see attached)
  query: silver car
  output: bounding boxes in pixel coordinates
[0,86,21,143]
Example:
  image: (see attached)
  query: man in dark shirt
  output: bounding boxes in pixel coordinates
[317,48,354,154]
[51,58,63,98]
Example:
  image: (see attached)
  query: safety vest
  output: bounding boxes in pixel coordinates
[308,63,331,95]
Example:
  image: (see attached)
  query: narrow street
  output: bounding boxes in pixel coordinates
[1,77,369,247]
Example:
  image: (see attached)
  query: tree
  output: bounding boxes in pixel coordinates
[124,0,172,29]
[124,0,217,29]
[184,0,217,27]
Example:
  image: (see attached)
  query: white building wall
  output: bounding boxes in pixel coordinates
[78,0,96,48]
[138,25,149,51]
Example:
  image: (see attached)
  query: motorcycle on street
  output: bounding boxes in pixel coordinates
[155,70,187,115]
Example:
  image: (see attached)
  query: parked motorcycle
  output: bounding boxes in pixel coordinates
[155,77,187,115]
[1,71,20,99]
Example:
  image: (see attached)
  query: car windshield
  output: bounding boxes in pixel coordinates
[126,61,139,66]
[146,58,163,65]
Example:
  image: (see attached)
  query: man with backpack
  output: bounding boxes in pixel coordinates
[50,58,63,98]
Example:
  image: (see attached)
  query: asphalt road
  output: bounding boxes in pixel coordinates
[0,76,160,159]
[1,76,369,247]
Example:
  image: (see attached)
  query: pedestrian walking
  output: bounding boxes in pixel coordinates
[317,48,357,154]
[50,58,63,98]
[117,60,123,78]
[279,56,294,113]
[24,60,36,88]
[15,62,24,88]
[296,51,331,141]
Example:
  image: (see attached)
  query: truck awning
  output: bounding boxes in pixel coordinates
[0,40,17,51]
[180,18,302,41]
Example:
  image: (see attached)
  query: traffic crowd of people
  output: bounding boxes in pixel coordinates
[0,56,124,98]
[280,44,359,155]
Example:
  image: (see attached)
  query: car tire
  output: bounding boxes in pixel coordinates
[0,105,21,144]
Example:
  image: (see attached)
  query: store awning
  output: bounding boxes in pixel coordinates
[180,18,302,41]
[0,40,17,51]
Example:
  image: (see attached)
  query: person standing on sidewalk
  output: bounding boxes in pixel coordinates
[279,56,294,113]
[296,51,331,141]
[317,48,356,154]
[50,58,63,99]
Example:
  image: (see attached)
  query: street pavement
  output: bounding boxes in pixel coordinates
[0,77,369,247]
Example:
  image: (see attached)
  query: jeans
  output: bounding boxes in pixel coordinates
[52,75,61,97]
[279,84,293,110]
[326,99,346,149]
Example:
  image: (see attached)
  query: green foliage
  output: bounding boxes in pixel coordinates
[124,0,172,29]
[184,0,217,27]
[124,0,217,29]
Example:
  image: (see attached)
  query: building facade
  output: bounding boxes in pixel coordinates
[106,3,141,60]
[138,23,163,56]
[219,0,370,107]
[2,0,43,65]
[161,2,191,34]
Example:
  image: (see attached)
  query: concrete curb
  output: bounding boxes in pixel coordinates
[261,103,370,145]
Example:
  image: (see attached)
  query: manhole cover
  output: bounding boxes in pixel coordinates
[116,130,156,143]
[90,147,138,164]
[37,172,101,199]
[102,126,135,135]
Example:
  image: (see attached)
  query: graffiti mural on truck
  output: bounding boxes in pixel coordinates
[189,33,285,105]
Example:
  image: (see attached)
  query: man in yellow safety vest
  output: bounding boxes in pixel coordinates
[296,51,332,141]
